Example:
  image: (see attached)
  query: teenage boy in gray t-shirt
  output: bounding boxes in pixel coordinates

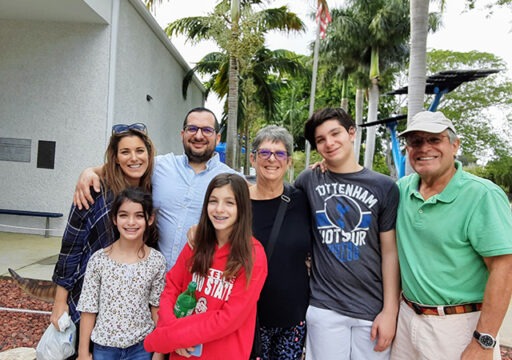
[295,108,400,360]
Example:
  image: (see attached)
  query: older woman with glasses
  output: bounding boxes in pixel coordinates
[249,125,313,360]
[51,123,155,359]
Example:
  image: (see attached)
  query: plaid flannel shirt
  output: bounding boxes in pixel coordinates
[52,187,116,323]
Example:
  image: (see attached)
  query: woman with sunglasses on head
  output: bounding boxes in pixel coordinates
[51,123,155,359]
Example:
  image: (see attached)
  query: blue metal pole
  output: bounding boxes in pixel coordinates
[387,121,405,178]
[428,86,449,112]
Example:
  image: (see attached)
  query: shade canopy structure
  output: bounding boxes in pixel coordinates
[360,69,501,178]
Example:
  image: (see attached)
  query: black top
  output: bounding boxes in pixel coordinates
[252,185,312,327]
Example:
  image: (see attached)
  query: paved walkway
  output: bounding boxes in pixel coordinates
[0,231,511,346]
[0,232,60,280]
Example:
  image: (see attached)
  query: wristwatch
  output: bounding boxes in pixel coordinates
[473,330,496,349]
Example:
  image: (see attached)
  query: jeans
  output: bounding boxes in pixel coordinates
[93,341,151,360]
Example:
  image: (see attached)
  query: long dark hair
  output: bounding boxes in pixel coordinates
[190,173,253,281]
[110,187,154,257]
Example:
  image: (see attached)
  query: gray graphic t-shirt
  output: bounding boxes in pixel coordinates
[295,167,398,321]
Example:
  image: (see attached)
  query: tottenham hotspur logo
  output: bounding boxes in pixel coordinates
[316,193,372,263]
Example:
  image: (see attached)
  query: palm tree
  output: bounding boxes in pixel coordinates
[406,1,444,174]
[181,46,305,173]
[164,0,304,169]
[318,6,371,163]
[319,7,367,108]
[352,0,410,169]
[228,0,241,169]
[278,83,309,181]
[408,0,430,124]
[319,1,409,167]
[181,47,305,126]
[320,7,370,162]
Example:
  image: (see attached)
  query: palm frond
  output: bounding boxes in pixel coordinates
[257,7,305,33]
[181,52,227,99]
[165,17,214,41]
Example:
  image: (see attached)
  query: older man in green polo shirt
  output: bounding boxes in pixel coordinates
[390,111,512,360]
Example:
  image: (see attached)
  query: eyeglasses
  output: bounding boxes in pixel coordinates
[405,134,448,148]
[112,123,147,135]
[252,149,289,161]
[183,125,216,137]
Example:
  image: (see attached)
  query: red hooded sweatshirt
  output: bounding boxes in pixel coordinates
[144,237,267,360]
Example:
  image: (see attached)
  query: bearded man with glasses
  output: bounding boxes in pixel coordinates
[74,107,237,271]
[390,111,512,360]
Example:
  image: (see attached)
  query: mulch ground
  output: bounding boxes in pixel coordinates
[0,276,52,351]
[0,277,511,357]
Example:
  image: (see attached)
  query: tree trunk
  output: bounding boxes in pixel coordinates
[408,0,429,119]
[385,141,397,180]
[341,98,349,112]
[288,110,295,183]
[364,48,380,170]
[243,120,250,176]
[364,79,379,169]
[340,76,349,112]
[226,56,239,170]
[226,0,240,170]
[406,0,430,174]
[353,88,364,164]
[305,20,322,169]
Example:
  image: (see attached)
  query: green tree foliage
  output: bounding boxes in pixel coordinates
[465,155,512,195]
[164,0,304,169]
[485,156,512,194]
[427,49,512,159]
[465,0,512,10]
[182,48,305,122]
[182,46,306,174]
[319,0,410,169]
[269,55,312,148]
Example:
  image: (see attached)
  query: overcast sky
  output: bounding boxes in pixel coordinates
[152,0,512,116]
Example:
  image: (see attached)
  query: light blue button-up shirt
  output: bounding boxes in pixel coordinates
[152,152,236,270]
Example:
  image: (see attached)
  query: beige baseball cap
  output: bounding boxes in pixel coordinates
[399,111,456,136]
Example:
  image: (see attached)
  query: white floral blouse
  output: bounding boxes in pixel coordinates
[77,248,166,348]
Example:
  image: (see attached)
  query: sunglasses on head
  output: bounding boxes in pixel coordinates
[112,123,147,135]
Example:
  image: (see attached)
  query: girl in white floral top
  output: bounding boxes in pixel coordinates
[77,188,166,360]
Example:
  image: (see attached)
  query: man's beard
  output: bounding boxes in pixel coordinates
[184,143,215,164]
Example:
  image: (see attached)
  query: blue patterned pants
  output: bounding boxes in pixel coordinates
[259,321,306,360]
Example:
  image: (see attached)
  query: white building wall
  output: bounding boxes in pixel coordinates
[0,19,111,237]
[0,0,205,237]
[115,0,204,155]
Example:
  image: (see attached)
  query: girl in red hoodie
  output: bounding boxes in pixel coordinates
[144,173,268,359]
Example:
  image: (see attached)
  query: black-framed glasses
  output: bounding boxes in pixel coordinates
[252,149,289,161]
[405,134,448,148]
[183,125,216,137]
[112,123,147,135]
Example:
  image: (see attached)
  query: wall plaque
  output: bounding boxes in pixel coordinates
[37,140,56,169]
[0,138,31,162]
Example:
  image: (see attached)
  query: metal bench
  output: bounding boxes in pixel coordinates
[0,209,63,237]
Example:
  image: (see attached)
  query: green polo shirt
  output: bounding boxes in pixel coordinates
[397,161,512,305]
